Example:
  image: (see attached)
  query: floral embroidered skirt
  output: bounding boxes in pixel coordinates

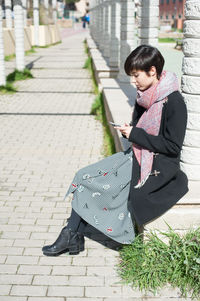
[64,147,135,244]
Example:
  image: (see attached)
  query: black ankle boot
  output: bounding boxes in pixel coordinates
[42,227,85,256]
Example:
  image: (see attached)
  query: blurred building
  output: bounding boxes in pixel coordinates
[159,0,186,30]
[75,0,89,15]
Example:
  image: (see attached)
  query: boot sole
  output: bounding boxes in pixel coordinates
[43,244,84,256]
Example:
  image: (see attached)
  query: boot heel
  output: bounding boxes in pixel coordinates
[68,245,80,255]
[69,250,80,255]
[79,244,84,252]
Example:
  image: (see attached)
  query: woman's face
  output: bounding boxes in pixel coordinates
[130,68,158,91]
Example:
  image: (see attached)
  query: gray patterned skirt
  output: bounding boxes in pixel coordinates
[65,147,135,244]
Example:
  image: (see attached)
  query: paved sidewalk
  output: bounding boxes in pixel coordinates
[0,28,188,301]
[0,28,141,301]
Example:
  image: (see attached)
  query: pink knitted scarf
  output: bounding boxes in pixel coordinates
[133,71,179,188]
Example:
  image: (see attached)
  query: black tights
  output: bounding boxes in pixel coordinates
[66,209,87,234]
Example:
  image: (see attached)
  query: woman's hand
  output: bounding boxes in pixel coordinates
[115,123,133,139]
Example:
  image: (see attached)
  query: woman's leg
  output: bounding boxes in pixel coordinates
[66,209,85,231]
[67,209,88,235]
[42,209,85,256]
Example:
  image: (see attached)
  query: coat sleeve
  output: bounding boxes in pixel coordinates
[130,102,146,126]
[128,92,187,156]
[122,102,145,139]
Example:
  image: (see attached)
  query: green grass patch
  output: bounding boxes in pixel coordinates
[83,40,116,156]
[35,41,61,49]
[0,83,17,94]
[83,40,98,95]
[6,68,33,83]
[84,39,89,55]
[83,57,92,69]
[118,227,200,299]
[25,47,36,55]
[91,93,116,157]
[0,68,33,94]
[83,56,98,95]
[5,47,36,61]
[158,37,176,43]
[5,54,16,61]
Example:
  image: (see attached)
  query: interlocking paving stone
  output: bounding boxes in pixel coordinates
[0,26,188,300]
[17,78,93,92]
[31,69,90,79]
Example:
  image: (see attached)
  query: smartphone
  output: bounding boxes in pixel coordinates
[109,121,121,127]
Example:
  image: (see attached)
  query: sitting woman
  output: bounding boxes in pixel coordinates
[42,45,188,256]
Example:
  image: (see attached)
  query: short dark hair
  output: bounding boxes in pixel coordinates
[124,45,165,79]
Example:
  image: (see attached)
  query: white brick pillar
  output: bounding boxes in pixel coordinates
[14,0,25,71]
[5,0,13,28]
[118,0,135,82]
[96,0,101,47]
[137,0,159,47]
[52,0,57,24]
[95,0,102,49]
[109,0,121,68]
[181,0,200,181]
[0,4,6,86]
[103,0,111,58]
[93,2,99,43]
[22,0,27,27]
[33,0,39,46]
[44,0,49,16]
[89,0,95,40]
[99,0,105,52]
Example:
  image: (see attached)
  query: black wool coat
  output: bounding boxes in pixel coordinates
[127,91,189,226]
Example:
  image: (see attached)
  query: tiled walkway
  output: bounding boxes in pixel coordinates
[0,27,133,301]
[0,26,189,301]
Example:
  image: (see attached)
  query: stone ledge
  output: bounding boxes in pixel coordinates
[101,78,132,152]
[90,50,119,84]
[87,36,98,49]
[87,37,119,85]
[145,206,200,231]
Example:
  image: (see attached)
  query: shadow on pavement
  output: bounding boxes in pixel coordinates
[84,224,123,251]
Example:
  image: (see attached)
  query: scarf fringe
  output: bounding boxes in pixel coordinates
[134,173,150,189]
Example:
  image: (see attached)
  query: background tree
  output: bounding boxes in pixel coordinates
[65,0,79,3]
[65,0,79,11]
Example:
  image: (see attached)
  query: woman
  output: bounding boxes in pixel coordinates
[42,45,188,256]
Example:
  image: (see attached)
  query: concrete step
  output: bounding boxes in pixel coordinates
[145,206,200,231]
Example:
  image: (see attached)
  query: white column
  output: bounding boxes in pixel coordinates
[44,0,49,20]
[118,0,135,82]
[96,0,102,48]
[52,0,57,23]
[99,0,105,52]
[0,3,6,86]
[33,0,39,46]
[90,1,96,41]
[89,0,94,38]
[181,0,200,181]
[92,0,98,45]
[91,0,98,43]
[103,0,111,58]
[14,0,25,71]
[137,0,159,47]
[22,0,27,26]
[5,0,13,28]
[109,0,120,68]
